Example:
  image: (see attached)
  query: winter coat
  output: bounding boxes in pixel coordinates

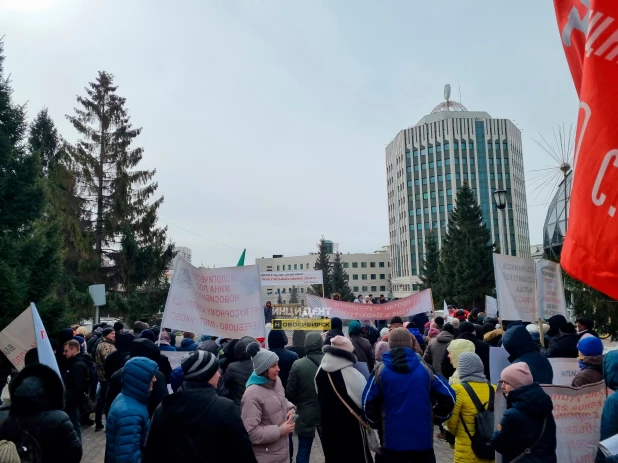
[106,357,159,463]
[315,345,373,463]
[286,346,305,358]
[350,334,375,371]
[600,351,618,445]
[493,383,557,463]
[87,330,102,355]
[484,329,503,347]
[572,355,604,387]
[64,352,95,411]
[223,337,257,407]
[323,328,344,346]
[424,331,453,376]
[381,330,422,354]
[241,376,294,463]
[411,313,430,335]
[457,332,491,380]
[177,338,197,352]
[144,382,257,463]
[408,327,425,350]
[0,363,82,463]
[264,306,273,324]
[363,325,380,346]
[363,347,456,453]
[502,326,553,384]
[158,343,176,352]
[267,331,298,390]
[95,337,117,382]
[104,333,135,381]
[541,332,579,358]
[374,340,390,362]
[446,381,495,463]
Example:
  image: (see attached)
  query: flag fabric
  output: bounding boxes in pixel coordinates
[236,249,246,267]
[32,303,61,378]
[553,1,618,300]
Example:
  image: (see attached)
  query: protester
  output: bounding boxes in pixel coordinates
[104,332,135,382]
[348,320,375,372]
[502,325,553,384]
[428,327,440,340]
[362,322,381,346]
[541,322,579,358]
[406,322,425,352]
[382,317,422,354]
[133,320,148,337]
[411,312,430,336]
[424,323,454,376]
[365,296,373,304]
[140,329,156,342]
[546,314,568,339]
[0,363,82,462]
[332,293,341,301]
[287,330,307,358]
[222,336,258,408]
[600,351,618,458]
[268,330,298,390]
[56,328,76,373]
[575,317,600,339]
[450,318,461,337]
[242,342,296,463]
[156,330,176,352]
[218,338,239,373]
[264,301,274,324]
[323,317,344,345]
[197,338,219,355]
[445,352,494,463]
[363,328,455,462]
[106,357,158,462]
[0,353,13,407]
[87,325,104,355]
[493,363,557,462]
[94,326,116,431]
[483,322,503,347]
[113,321,124,337]
[572,336,604,387]
[144,350,256,463]
[286,332,324,463]
[63,339,95,441]
[526,323,549,348]
[457,321,490,379]
[0,440,20,462]
[177,332,197,352]
[443,339,475,385]
[354,294,365,303]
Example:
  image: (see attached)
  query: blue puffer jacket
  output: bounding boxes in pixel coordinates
[601,351,618,446]
[408,327,425,349]
[502,326,553,384]
[177,338,197,351]
[363,347,455,452]
[106,357,158,463]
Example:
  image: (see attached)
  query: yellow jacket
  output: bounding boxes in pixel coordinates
[446,381,496,463]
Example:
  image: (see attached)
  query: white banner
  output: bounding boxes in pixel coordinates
[485,295,498,318]
[493,254,537,322]
[260,271,323,286]
[161,351,186,370]
[489,346,511,385]
[536,259,568,319]
[162,258,265,339]
[0,304,60,377]
[548,358,580,386]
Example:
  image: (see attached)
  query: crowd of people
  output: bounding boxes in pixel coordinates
[0,303,615,463]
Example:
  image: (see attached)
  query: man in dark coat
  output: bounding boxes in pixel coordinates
[575,317,600,339]
[63,339,95,441]
[457,321,490,379]
[144,351,257,463]
[348,320,375,371]
[323,317,344,345]
[546,314,568,339]
[268,329,298,390]
[502,325,553,384]
[541,322,579,358]
[103,331,135,381]
[221,336,257,408]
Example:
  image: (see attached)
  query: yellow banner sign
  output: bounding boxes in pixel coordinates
[272,319,331,330]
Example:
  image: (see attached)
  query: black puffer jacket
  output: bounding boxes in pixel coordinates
[222,336,256,408]
[541,332,579,358]
[0,363,82,463]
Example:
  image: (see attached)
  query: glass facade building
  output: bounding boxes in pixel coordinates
[543,170,572,256]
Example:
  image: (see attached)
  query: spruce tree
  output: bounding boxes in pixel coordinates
[419,229,440,301]
[28,108,60,176]
[331,252,354,301]
[310,237,333,297]
[289,286,299,304]
[437,182,495,309]
[277,290,283,304]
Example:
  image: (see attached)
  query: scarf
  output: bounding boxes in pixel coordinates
[246,371,272,388]
[460,371,489,383]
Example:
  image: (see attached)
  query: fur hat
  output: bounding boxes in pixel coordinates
[389,327,412,349]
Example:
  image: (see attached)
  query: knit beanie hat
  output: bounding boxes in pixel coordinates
[459,321,475,334]
[140,329,156,342]
[457,352,486,382]
[578,336,604,357]
[330,335,354,352]
[560,322,577,334]
[349,320,362,336]
[389,327,412,349]
[390,316,404,326]
[247,342,279,375]
[102,327,114,337]
[181,350,219,382]
[380,327,389,337]
[501,362,534,389]
[0,440,20,463]
[428,328,440,339]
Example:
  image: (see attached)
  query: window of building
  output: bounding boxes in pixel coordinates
[469,142,474,149]
[503,142,508,150]
[413,150,419,157]
[439,205,445,212]
[371,286,377,292]
[417,223,422,230]
[301,264,305,269]
[421,148,427,156]
[282,288,286,293]
[380,285,386,291]
[441,220,447,228]
[510,234,515,241]
[471,173,476,180]
[461,141,467,149]
[362,286,368,292]
[423,192,429,199]
[462,157,467,164]
[422,178,428,185]
[490,173,495,180]
[454,141,459,149]
[446,173,452,181]
[432,221,438,228]
[448,204,454,211]
[407,166,412,173]
[431,191,437,198]
[288,265,292,270]
[498,173,502,180]
[495,142,500,150]
[380,273,386,279]
[429,147,434,154]
[353,286,359,292]
[417,208,422,216]
[425,222,430,229]
[424,207,430,214]
[508,219,514,226]
[362,274,368,280]
[379,262,385,268]
[414,194,420,201]
[361,262,367,268]
[456,173,461,180]
[432,206,437,213]
[430,176,436,184]
[444,143,450,151]
[300,288,304,293]
[408,180,413,187]
[413,165,419,172]
[496,158,501,165]
[505,173,510,179]
[494,218,499,226]
[343,262,349,268]
[418,238,423,246]
[437,145,442,153]
[447,188,453,196]
[371,274,376,280]
[276,265,280,271]
[437,175,443,182]
[454,158,459,165]
[412,268,417,275]
[488,143,493,150]
[470,157,475,164]
[429,161,435,168]
[414,179,420,186]
[437,160,443,167]
[439,190,445,197]
[352,262,358,268]
[489,158,494,165]
[463,173,468,180]
[413,284,419,291]
[353,274,359,280]
[406,151,411,159]
[445,159,451,166]
[422,163,427,170]
[411,254,416,261]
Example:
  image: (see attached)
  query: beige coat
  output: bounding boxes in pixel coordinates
[241,377,295,463]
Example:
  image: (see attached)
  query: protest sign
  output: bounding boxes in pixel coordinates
[161,351,186,370]
[0,304,60,377]
[489,347,511,385]
[306,289,433,320]
[162,258,265,340]
[493,254,536,322]
[485,295,498,318]
[548,358,580,387]
[260,271,323,286]
[536,259,568,319]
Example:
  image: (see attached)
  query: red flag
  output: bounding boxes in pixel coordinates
[553,0,618,299]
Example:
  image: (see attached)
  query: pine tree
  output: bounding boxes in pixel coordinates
[310,237,333,297]
[28,108,60,176]
[419,229,440,301]
[437,182,495,309]
[289,286,299,304]
[277,290,283,304]
[331,252,354,301]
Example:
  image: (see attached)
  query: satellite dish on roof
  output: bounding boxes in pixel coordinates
[444,84,451,101]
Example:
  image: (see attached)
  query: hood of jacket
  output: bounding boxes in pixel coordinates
[57,328,75,345]
[180,338,196,349]
[447,339,475,367]
[130,338,160,361]
[507,382,553,419]
[320,345,356,372]
[604,350,618,390]
[547,314,568,337]
[115,332,135,353]
[121,357,158,404]
[581,355,604,370]
[437,331,454,344]
[292,330,307,347]
[382,347,420,373]
[268,329,288,349]
[10,363,65,414]
[234,336,257,361]
[502,325,537,360]
[304,331,323,356]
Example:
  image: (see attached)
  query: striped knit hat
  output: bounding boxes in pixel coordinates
[0,441,20,463]
[181,350,219,382]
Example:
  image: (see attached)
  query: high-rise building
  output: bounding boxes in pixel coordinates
[169,245,192,269]
[386,89,530,298]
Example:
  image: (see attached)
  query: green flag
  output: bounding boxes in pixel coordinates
[236,249,246,266]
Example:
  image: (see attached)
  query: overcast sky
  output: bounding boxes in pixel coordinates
[1,0,577,267]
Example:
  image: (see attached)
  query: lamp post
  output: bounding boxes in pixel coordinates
[492,189,508,254]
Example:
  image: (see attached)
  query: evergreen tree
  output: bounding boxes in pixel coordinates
[28,108,60,176]
[309,237,333,297]
[331,252,354,301]
[277,290,283,305]
[437,182,495,309]
[419,229,440,301]
[289,286,299,304]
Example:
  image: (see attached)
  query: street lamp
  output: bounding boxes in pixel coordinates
[492,189,508,254]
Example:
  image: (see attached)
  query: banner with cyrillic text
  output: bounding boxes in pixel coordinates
[493,254,536,322]
[536,259,568,319]
[485,295,498,318]
[162,258,265,339]
[548,358,580,387]
[260,271,323,286]
[161,351,187,371]
[306,289,433,320]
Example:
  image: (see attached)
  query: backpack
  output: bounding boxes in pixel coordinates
[460,382,495,460]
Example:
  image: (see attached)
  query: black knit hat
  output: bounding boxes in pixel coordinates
[102,327,114,337]
[181,350,219,382]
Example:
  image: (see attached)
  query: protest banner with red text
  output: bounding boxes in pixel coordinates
[260,271,323,286]
[162,258,265,339]
[536,259,568,319]
[306,289,433,320]
[493,254,537,322]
